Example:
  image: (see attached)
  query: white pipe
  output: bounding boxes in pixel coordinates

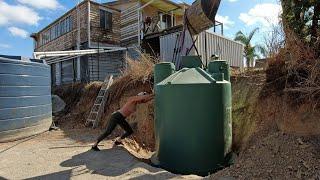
[171,11,174,27]
[88,0,91,48]
[76,0,81,80]
[35,48,128,59]
[137,8,140,46]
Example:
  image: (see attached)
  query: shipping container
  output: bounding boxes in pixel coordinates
[160,30,244,68]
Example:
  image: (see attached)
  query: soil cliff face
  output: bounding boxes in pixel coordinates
[53,70,320,155]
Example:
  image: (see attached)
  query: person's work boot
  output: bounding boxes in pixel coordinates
[114,140,123,146]
[113,138,123,147]
[91,145,100,151]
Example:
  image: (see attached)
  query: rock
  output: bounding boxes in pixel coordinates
[297,138,304,145]
[296,169,302,179]
[52,95,66,114]
[302,161,310,169]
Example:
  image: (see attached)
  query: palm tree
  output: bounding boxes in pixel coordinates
[234,28,262,67]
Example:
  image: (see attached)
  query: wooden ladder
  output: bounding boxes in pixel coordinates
[86,75,114,128]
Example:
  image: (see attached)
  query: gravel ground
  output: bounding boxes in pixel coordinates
[211,129,320,180]
[0,129,200,180]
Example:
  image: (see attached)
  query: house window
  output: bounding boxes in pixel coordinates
[100,9,112,30]
[39,15,72,46]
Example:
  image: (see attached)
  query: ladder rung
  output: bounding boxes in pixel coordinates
[87,75,113,129]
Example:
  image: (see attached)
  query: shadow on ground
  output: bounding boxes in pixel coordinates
[28,146,176,179]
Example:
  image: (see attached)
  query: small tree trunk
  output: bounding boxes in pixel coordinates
[311,4,320,43]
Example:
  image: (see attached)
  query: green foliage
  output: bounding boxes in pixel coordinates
[234,28,264,67]
[281,0,320,53]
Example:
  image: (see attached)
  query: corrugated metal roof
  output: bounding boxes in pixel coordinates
[140,0,185,15]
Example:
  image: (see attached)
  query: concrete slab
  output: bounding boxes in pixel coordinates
[0,129,200,180]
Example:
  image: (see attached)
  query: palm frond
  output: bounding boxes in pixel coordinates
[248,28,259,42]
[234,31,249,45]
[255,45,267,58]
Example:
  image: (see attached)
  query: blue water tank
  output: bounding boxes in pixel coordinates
[0,56,52,142]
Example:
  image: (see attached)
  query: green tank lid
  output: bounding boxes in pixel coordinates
[158,67,215,85]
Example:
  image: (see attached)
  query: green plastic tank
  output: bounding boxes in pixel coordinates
[153,57,232,176]
[154,62,175,85]
[208,60,230,81]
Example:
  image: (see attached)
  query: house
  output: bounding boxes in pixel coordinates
[105,0,244,68]
[105,0,187,48]
[32,0,187,86]
[31,0,243,86]
[31,0,124,85]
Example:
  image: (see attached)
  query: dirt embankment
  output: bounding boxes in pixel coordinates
[53,69,320,150]
[53,82,102,129]
[211,70,320,179]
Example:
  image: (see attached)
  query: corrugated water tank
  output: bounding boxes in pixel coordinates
[0,56,52,142]
[153,57,232,176]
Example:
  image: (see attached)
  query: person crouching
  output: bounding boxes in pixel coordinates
[91,92,154,151]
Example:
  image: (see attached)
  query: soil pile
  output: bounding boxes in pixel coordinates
[212,129,320,179]
[212,70,320,179]
[53,82,102,129]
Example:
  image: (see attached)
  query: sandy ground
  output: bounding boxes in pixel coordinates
[0,129,200,180]
[211,129,320,179]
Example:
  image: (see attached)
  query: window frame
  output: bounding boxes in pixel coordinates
[100,9,112,31]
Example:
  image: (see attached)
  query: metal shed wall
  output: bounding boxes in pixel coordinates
[61,59,77,84]
[55,63,61,85]
[0,57,52,142]
[160,30,244,68]
[88,51,125,81]
[120,2,140,46]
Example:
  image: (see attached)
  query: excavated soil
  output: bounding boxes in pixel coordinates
[53,82,102,129]
[211,130,320,179]
[210,70,320,179]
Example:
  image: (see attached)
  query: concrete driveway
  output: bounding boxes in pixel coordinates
[0,129,200,180]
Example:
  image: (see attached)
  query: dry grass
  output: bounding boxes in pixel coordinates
[100,53,157,151]
[53,82,102,128]
[107,53,157,103]
[266,28,320,108]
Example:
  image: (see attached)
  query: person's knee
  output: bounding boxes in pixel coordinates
[127,128,133,135]
[109,113,119,125]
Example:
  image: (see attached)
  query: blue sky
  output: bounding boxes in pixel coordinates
[0,0,281,57]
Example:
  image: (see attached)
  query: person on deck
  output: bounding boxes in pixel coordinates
[91,92,154,151]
